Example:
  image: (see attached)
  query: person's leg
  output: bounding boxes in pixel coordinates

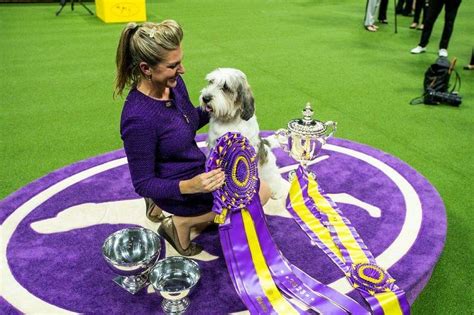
[364,0,381,30]
[396,0,405,13]
[465,48,474,70]
[413,0,423,23]
[378,0,388,21]
[419,0,443,47]
[403,0,414,15]
[439,0,462,49]
[173,211,216,250]
[169,179,271,251]
[421,0,428,25]
[145,198,167,222]
[364,0,375,26]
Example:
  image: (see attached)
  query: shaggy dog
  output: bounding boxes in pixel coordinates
[199,68,286,199]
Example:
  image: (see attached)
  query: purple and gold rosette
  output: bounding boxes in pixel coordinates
[206,132,258,218]
[350,263,393,294]
[206,132,368,315]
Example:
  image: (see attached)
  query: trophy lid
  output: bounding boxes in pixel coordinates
[287,103,327,136]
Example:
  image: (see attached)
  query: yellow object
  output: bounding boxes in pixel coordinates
[95,0,146,23]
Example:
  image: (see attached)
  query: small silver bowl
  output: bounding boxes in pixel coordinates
[102,227,161,294]
[149,256,201,314]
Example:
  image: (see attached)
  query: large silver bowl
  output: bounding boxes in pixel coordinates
[102,227,162,294]
[149,256,201,314]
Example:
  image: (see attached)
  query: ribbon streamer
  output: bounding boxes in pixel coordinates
[207,132,366,314]
[287,165,411,315]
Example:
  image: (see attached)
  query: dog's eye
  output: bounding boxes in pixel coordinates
[209,80,214,84]
[222,83,230,92]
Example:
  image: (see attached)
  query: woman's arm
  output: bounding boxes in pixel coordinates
[122,115,224,199]
[121,115,185,201]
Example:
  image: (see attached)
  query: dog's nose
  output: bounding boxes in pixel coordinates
[202,95,212,104]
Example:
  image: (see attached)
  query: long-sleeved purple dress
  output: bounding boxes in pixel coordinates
[120,76,213,216]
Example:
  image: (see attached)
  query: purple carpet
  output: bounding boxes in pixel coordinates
[0,132,446,314]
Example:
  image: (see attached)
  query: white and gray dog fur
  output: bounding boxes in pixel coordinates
[200,68,287,199]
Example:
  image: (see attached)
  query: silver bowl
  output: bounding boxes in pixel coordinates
[149,256,201,314]
[102,227,162,294]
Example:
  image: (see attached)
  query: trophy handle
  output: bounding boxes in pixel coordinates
[275,128,289,152]
[324,121,337,139]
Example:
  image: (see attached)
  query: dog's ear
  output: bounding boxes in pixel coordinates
[239,83,255,121]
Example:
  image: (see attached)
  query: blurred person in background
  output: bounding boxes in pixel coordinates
[410,0,462,57]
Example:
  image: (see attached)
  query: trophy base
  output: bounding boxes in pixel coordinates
[162,297,190,315]
[113,275,148,294]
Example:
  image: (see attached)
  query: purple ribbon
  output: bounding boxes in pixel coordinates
[207,132,368,314]
[288,165,411,314]
[220,210,307,314]
[219,216,278,314]
[247,197,368,315]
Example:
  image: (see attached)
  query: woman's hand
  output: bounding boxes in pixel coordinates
[179,169,225,194]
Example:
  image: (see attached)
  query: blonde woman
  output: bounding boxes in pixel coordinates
[115,20,226,256]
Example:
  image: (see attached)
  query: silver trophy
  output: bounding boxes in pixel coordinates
[276,102,337,179]
[102,227,162,294]
[149,256,201,315]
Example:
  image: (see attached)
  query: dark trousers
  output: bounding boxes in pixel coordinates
[413,0,427,24]
[396,0,414,14]
[378,0,389,20]
[419,0,462,49]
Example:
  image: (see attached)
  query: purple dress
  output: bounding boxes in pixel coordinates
[120,76,213,216]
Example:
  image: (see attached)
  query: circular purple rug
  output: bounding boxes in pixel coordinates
[0,132,446,314]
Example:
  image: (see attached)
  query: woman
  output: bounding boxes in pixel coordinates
[115,20,270,256]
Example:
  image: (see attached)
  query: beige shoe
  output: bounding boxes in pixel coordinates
[158,217,203,256]
[145,198,168,222]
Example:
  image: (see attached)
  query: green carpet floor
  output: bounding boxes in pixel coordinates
[1,0,473,313]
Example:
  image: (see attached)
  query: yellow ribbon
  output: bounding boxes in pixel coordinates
[288,177,343,261]
[289,173,404,314]
[306,176,369,264]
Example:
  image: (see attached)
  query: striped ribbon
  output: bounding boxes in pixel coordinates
[286,165,411,315]
[207,132,367,314]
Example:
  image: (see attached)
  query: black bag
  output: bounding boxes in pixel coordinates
[411,57,462,106]
[423,57,451,93]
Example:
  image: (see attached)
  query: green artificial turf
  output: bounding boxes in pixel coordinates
[0,0,473,313]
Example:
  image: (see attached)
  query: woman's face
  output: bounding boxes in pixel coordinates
[150,46,185,89]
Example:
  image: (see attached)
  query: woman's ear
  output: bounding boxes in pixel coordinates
[139,62,152,76]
